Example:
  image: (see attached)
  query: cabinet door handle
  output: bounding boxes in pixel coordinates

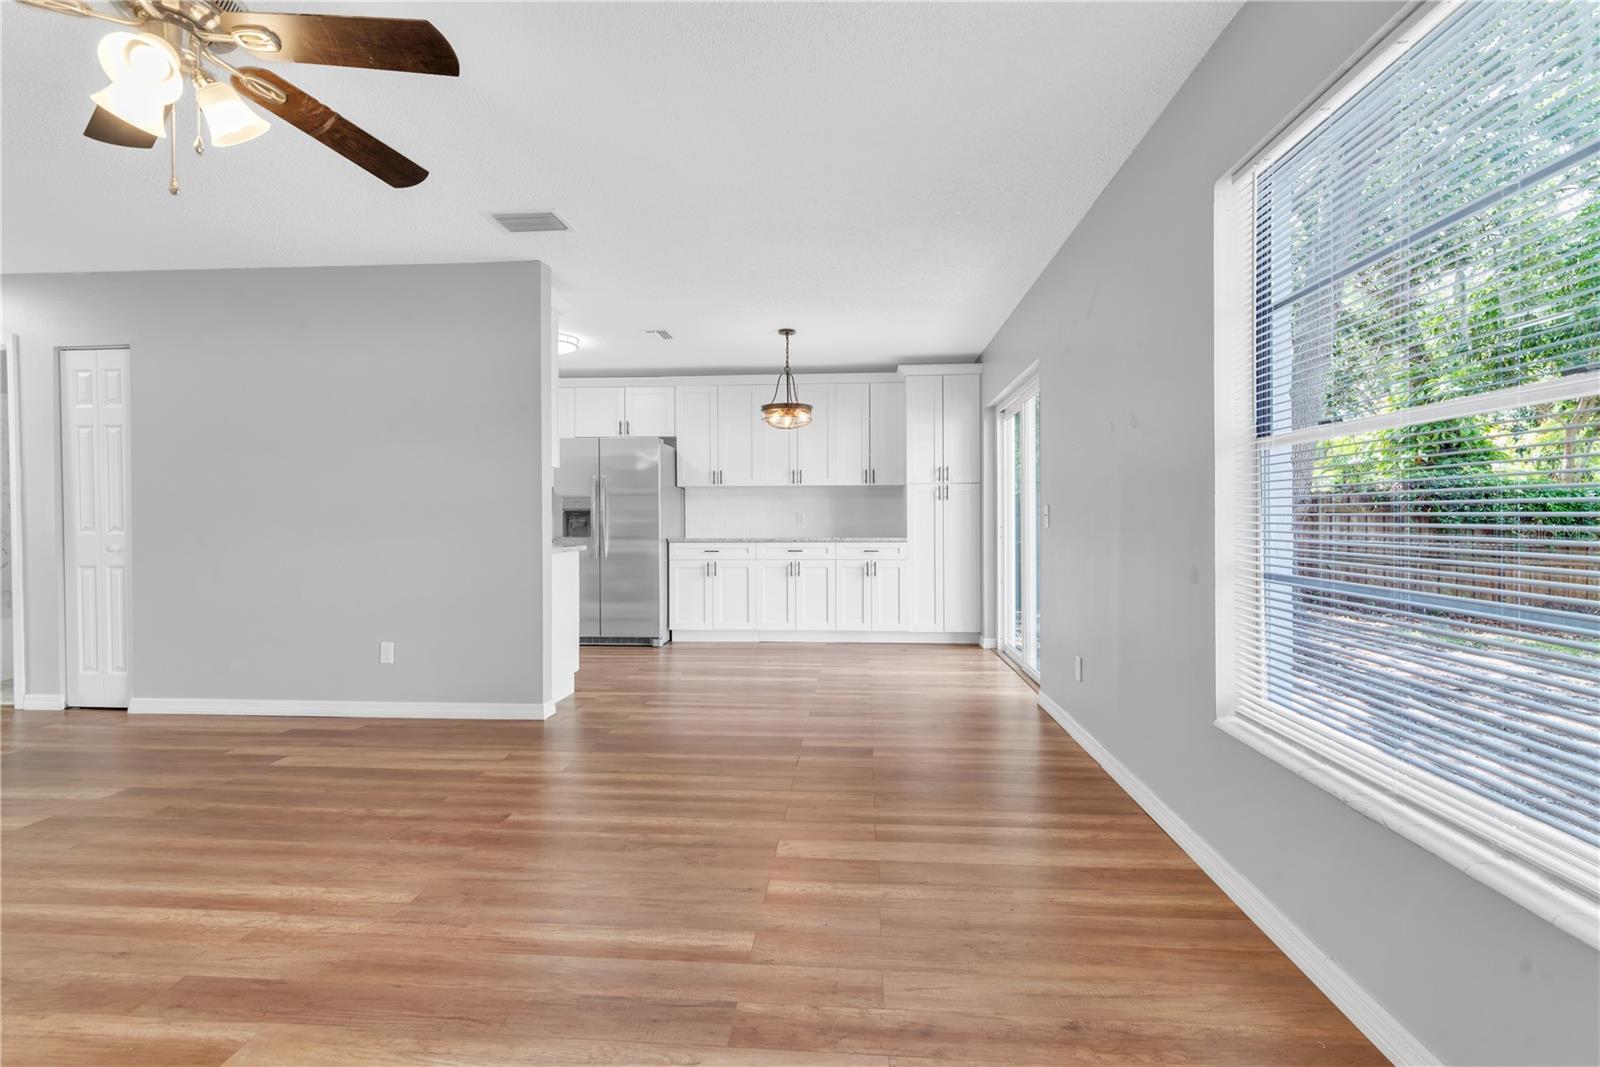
[862,468,867,484]
[871,467,876,484]
[626,420,631,435]
[799,469,803,484]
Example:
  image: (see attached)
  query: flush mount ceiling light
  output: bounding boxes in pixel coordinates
[761,328,813,431]
[17,0,459,194]
[557,333,581,357]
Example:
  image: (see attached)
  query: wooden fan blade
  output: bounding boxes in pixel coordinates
[219,12,459,76]
[83,105,157,149]
[233,68,428,188]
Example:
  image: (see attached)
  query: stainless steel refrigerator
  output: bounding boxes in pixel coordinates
[555,437,685,645]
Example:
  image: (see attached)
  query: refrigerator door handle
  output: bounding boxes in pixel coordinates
[590,474,602,557]
[599,475,611,559]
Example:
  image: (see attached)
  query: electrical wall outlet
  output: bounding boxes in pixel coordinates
[1043,504,1051,529]
[1074,655,1083,682]
[379,641,395,665]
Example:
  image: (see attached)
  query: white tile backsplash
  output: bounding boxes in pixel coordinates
[685,487,905,539]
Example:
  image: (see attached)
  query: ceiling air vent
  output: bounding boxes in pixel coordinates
[645,329,673,341]
[491,212,569,233]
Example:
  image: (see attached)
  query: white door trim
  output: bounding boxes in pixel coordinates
[3,339,24,706]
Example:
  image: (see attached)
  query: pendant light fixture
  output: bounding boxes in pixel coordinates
[761,328,813,430]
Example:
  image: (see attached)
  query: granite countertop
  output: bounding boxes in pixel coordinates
[670,537,907,543]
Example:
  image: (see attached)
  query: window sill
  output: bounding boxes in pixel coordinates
[1217,712,1600,950]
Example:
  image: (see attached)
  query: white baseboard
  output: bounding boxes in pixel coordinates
[1036,691,1437,1067]
[672,630,981,644]
[128,698,555,720]
[980,635,996,649]
[18,693,66,711]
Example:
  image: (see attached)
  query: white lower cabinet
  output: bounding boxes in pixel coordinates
[671,542,928,638]
[906,482,980,633]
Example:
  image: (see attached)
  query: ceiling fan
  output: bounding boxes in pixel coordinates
[18,0,459,193]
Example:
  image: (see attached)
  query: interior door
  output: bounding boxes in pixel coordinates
[598,438,662,639]
[903,376,942,485]
[942,374,982,483]
[624,387,674,436]
[674,386,717,486]
[868,382,906,485]
[60,348,131,708]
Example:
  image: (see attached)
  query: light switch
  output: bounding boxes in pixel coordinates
[1074,655,1083,682]
[380,641,395,664]
[1043,504,1051,529]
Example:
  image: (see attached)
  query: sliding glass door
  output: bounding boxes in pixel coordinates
[997,384,1041,677]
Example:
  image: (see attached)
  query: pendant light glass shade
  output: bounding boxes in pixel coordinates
[761,328,813,430]
[197,81,270,147]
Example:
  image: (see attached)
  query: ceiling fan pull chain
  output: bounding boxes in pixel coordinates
[168,103,180,196]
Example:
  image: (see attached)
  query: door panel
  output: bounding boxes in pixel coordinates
[557,387,576,439]
[755,561,796,630]
[716,387,758,485]
[869,382,906,485]
[792,383,832,485]
[752,418,794,487]
[670,561,713,629]
[573,387,626,437]
[872,560,909,631]
[597,439,663,639]
[835,561,871,632]
[624,387,674,436]
[558,439,603,637]
[942,374,982,483]
[905,484,941,631]
[713,561,758,629]
[61,348,131,708]
[903,376,941,485]
[830,383,869,486]
[674,386,716,486]
[795,560,835,630]
[942,482,981,632]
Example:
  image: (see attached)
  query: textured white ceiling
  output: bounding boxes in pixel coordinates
[1,1,1238,374]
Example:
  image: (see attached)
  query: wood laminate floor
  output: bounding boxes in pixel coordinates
[1,645,1383,1065]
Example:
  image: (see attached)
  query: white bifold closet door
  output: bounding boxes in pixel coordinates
[60,348,131,708]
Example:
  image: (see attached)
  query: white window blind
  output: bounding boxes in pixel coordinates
[1218,0,1599,945]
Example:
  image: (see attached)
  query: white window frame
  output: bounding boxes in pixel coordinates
[1213,0,1599,949]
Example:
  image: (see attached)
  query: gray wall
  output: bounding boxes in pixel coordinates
[979,4,1600,1065]
[3,262,550,705]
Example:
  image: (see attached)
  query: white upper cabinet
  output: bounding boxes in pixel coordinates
[562,385,676,437]
[792,383,833,485]
[716,385,760,485]
[869,382,906,485]
[624,387,675,436]
[830,383,870,486]
[674,386,717,486]
[752,416,794,486]
[904,371,979,485]
[556,387,576,440]
[941,374,981,484]
[572,387,627,437]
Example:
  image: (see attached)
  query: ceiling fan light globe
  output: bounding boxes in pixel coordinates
[96,32,183,104]
[197,81,270,147]
[90,83,167,139]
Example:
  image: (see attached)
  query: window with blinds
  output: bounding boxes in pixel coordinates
[1217,0,1599,944]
